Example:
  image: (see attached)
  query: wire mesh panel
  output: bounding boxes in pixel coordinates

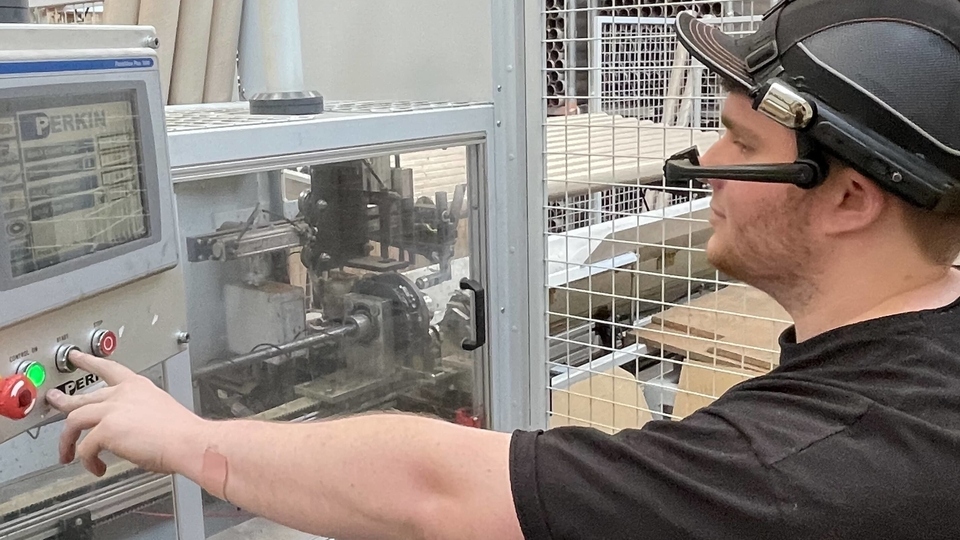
[541,0,781,433]
[589,13,762,127]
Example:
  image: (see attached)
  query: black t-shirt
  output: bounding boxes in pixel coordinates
[510,297,960,539]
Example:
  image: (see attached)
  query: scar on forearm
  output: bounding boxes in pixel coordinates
[202,448,230,501]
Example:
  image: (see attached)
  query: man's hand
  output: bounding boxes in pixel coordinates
[45,350,206,478]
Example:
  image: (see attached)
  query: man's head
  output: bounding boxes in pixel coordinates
[668,0,960,301]
[700,84,960,301]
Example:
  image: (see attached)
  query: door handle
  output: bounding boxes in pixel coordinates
[459,278,486,351]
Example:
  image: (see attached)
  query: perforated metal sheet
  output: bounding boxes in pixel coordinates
[164,100,488,132]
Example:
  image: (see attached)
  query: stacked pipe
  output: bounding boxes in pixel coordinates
[598,1,726,18]
[544,0,567,110]
[588,0,731,120]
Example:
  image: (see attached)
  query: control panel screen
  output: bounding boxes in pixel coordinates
[0,90,148,278]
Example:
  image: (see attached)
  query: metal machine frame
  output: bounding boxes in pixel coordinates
[0,2,545,538]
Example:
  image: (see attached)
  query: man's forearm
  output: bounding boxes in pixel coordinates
[174,413,522,540]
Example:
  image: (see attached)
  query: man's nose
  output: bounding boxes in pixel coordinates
[696,147,724,191]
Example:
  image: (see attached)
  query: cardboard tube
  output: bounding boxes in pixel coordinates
[169,0,215,105]
[663,42,690,126]
[676,61,697,128]
[204,0,244,103]
[102,0,140,25]
[139,0,182,103]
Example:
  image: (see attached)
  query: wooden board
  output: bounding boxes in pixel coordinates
[389,114,719,201]
[632,284,793,418]
[673,360,759,419]
[635,326,742,369]
[545,114,719,197]
[646,285,791,371]
[550,366,654,433]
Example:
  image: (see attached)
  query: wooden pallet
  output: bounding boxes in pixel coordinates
[632,285,793,418]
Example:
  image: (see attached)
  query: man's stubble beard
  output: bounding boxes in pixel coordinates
[707,195,818,311]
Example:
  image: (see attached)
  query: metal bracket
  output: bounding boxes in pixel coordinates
[58,511,93,540]
[185,221,306,262]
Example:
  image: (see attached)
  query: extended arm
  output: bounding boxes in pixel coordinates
[47,352,524,540]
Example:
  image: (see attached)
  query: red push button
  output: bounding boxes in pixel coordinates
[92,330,118,357]
[0,375,37,420]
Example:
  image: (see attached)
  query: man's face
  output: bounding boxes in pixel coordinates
[699,92,819,289]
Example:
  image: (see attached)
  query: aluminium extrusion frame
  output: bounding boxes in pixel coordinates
[163,350,205,540]
[490,0,546,431]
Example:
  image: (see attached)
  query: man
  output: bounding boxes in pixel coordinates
[46,1,960,538]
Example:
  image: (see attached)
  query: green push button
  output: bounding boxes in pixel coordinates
[20,362,46,387]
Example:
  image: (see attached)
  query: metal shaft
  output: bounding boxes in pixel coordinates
[193,316,367,378]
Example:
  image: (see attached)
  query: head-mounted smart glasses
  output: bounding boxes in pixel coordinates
[663,79,826,190]
[663,78,959,213]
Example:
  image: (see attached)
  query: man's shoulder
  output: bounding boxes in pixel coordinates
[704,324,960,465]
[695,370,874,466]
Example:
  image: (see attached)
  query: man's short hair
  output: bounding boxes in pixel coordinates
[900,202,960,266]
[718,77,746,96]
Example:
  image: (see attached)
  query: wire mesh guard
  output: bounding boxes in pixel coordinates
[542,0,784,433]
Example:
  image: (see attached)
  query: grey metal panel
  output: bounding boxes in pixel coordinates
[466,144,492,425]
[171,174,263,366]
[0,266,188,443]
[0,23,156,51]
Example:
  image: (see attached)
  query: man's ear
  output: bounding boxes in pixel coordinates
[818,163,887,236]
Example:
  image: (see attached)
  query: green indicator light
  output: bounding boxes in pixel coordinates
[25,363,46,387]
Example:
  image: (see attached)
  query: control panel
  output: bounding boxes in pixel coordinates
[0,266,185,441]
[0,24,187,443]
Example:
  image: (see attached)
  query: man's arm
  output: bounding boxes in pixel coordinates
[47,351,524,540]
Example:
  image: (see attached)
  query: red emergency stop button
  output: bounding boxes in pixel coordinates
[0,375,37,420]
[91,329,118,357]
